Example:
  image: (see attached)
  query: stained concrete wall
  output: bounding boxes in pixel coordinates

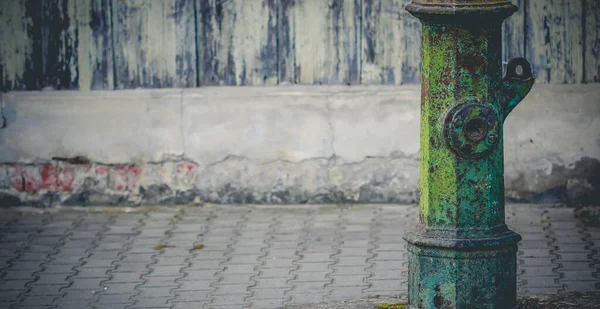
[0,85,598,206]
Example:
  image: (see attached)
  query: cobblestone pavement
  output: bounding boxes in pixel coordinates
[0,204,598,309]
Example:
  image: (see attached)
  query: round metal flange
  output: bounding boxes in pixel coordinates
[443,99,501,158]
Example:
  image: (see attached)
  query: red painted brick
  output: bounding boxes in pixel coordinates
[109,165,128,191]
[8,165,24,192]
[177,162,196,177]
[127,165,142,191]
[58,163,76,191]
[23,166,41,193]
[41,164,58,190]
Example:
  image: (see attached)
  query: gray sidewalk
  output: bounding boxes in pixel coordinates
[0,204,598,309]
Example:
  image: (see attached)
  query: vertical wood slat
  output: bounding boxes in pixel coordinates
[39,0,113,90]
[279,0,361,85]
[197,0,278,86]
[502,0,525,63]
[585,0,600,83]
[113,0,196,88]
[0,0,43,91]
[526,0,583,84]
[361,0,421,85]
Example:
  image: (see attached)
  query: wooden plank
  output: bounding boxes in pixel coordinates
[361,0,421,85]
[113,0,197,88]
[0,0,43,91]
[197,0,278,86]
[526,0,583,84]
[280,0,361,85]
[502,0,525,62]
[584,0,600,83]
[76,0,114,90]
[41,0,78,89]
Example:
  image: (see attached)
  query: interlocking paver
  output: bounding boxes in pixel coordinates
[0,204,598,308]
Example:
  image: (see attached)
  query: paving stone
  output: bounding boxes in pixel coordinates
[141,276,180,287]
[55,300,94,308]
[26,284,69,295]
[74,268,111,278]
[292,272,328,282]
[368,280,405,291]
[260,258,295,268]
[288,282,328,293]
[180,269,219,281]
[247,298,286,309]
[62,278,105,290]
[208,294,248,305]
[519,266,557,277]
[147,266,183,277]
[0,290,25,302]
[563,280,600,292]
[219,274,254,285]
[295,262,331,273]
[253,277,291,289]
[81,259,115,269]
[18,294,60,306]
[108,272,146,283]
[212,284,251,295]
[1,270,36,280]
[129,297,170,308]
[330,275,368,287]
[176,280,213,291]
[95,292,135,304]
[136,286,175,298]
[102,282,141,294]
[329,287,367,300]
[288,293,326,304]
[0,279,29,290]
[172,291,211,302]
[32,274,71,285]
[249,288,288,299]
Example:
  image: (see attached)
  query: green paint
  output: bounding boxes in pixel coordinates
[404,1,534,308]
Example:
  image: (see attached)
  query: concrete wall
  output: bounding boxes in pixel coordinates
[0,85,599,207]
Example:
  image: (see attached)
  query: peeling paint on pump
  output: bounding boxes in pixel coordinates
[403,1,534,308]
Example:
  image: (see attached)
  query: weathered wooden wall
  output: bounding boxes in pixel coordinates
[1,0,599,91]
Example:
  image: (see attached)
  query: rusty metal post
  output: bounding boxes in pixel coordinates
[403,1,534,308]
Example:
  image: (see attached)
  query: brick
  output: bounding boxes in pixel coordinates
[22,165,42,193]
